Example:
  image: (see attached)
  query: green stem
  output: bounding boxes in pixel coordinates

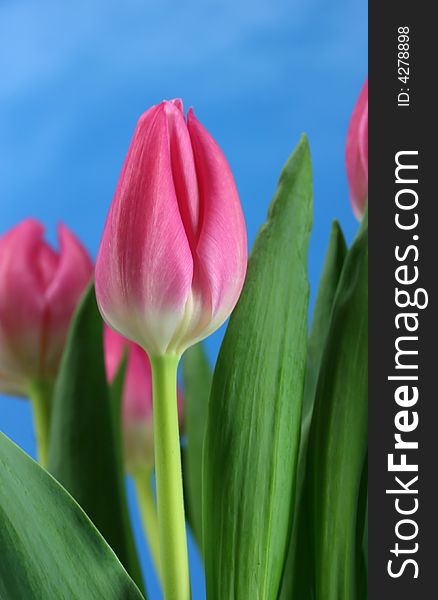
[28,380,54,468]
[151,355,190,600]
[133,467,162,582]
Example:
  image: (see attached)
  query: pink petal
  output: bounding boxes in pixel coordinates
[165,100,200,250]
[103,325,152,422]
[346,79,368,219]
[37,242,60,291]
[122,341,153,423]
[187,109,247,332]
[359,104,368,179]
[42,224,93,376]
[103,325,125,382]
[95,102,195,354]
[0,220,47,390]
[170,98,184,113]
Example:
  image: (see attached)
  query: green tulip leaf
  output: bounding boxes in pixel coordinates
[280,220,347,598]
[304,216,368,600]
[357,454,368,596]
[203,135,313,599]
[47,284,144,594]
[182,342,212,551]
[302,220,348,439]
[0,432,143,600]
[110,350,128,426]
[109,350,128,486]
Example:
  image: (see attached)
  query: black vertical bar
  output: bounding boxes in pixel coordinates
[369,3,436,597]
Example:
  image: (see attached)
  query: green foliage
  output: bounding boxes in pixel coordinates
[182,342,212,552]
[203,136,313,599]
[280,220,347,598]
[47,284,144,594]
[0,432,143,600]
[304,218,368,599]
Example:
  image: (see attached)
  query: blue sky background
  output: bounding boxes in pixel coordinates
[0,0,367,597]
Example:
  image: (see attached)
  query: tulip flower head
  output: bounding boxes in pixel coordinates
[95,99,247,358]
[346,79,368,219]
[104,326,183,472]
[0,220,93,397]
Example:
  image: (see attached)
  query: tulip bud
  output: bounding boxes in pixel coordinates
[346,79,368,219]
[0,219,93,397]
[95,99,247,357]
[104,326,183,472]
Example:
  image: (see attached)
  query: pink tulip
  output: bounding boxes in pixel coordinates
[0,219,93,397]
[104,326,183,472]
[346,79,368,219]
[95,99,247,357]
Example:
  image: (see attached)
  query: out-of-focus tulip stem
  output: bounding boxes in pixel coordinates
[28,380,54,468]
[133,466,162,583]
[150,354,190,600]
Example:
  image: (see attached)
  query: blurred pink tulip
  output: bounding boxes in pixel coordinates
[104,326,183,472]
[95,99,247,357]
[0,219,93,397]
[346,79,368,219]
